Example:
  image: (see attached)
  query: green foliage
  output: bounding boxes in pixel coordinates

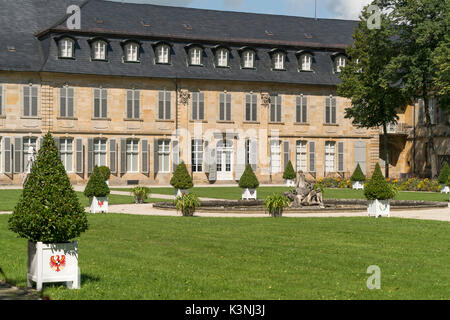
[438,162,449,184]
[264,193,290,217]
[170,161,193,190]
[447,175,450,188]
[238,164,260,189]
[97,166,111,181]
[350,164,366,182]
[8,132,88,243]
[174,193,201,216]
[283,161,296,180]
[84,166,110,198]
[132,186,151,204]
[364,163,398,200]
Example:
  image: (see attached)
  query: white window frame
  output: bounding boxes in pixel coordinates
[336,56,346,73]
[217,49,229,67]
[23,85,39,117]
[243,50,255,69]
[191,92,205,121]
[126,139,139,173]
[325,141,336,173]
[245,93,257,122]
[219,92,232,121]
[60,138,74,173]
[270,140,282,174]
[270,94,282,123]
[59,38,74,58]
[190,47,202,66]
[296,141,308,173]
[126,89,140,119]
[274,52,285,70]
[158,89,172,120]
[23,137,37,172]
[94,138,108,168]
[125,43,139,62]
[158,139,171,173]
[301,54,312,71]
[94,88,108,118]
[93,41,107,60]
[156,44,170,64]
[60,86,74,118]
[192,139,203,172]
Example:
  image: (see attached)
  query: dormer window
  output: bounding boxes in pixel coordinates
[189,47,202,66]
[216,48,229,67]
[92,40,107,60]
[123,41,140,62]
[242,50,255,69]
[156,44,170,64]
[335,55,346,73]
[58,37,74,59]
[300,54,312,71]
[272,51,285,70]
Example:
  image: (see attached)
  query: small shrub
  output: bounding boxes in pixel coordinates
[98,166,111,181]
[170,161,193,190]
[239,164,260,189]
[438,162,449,184]
[84,166,110,199]
[132,186,151,204]
[364,163,398,200]
[264,193,290,217]
[350,164,366,182]
[174,193,200,216]
[282,161,296,180]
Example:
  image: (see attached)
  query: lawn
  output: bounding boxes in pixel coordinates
[0,214,448,300]
[112,186,450,202]
[0,189,167,212]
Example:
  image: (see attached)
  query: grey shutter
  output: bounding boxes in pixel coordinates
[249,139,258,171]
[120,139,127,174]
[235,139,246,180]
[277,96,282,122]
[101,89,107,118]
[68,87,74,117]
[354,141,367,174]
[192,92,198,120]
[338,142,344,172]
[309,141,316,172]
[165,91,171,120]
[302,96,307,123]
[219,93,225,121]
[134,90,140,119]
[87,138,94,175]
[23,86,30,117]
[4,137,11,174]
[331,97,337,124]
[153,138,159,176]
[158,92,164,119]
[127,90,133,118]
[325,97,331,124]
[204,141,210,173]
[245,94,251,121]
[172,139,179,172]
[283,141,290,170]
[94,89,100,118]
[109,139,117,174]
[31,86,38,117]
[141,139,149,175]
[252,94,257,121]
[296,96,301,123]
[199,93,205,120]
[60,88,66,117]
[76,138,84,174]
[208,148,217,181]
[226,93,231,121]
[13,137,23,173]
[270,96,275,122]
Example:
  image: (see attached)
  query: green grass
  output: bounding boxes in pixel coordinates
[0,189,167,212]
[112,187,450,202]
[0,214,449,300]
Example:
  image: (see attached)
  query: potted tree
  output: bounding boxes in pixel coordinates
[170,161,194,197]
[132,186,151,204]
[239,164,260,200]
[364,163,398,218]
[283,161,296,187]
[8,132,88,291]
[350,164,366,190]
[84,166,110,213]
[438,162,449,194]
[98,166,111,186]
[264,193,290,217]
[174,193,201,217]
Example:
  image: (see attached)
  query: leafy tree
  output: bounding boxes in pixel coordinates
[97,166,111,181]
[170,161,193,190]
[8,132,88,243]
[337,2,407,178]
[282,161,296,180]
[350,164,366,182]
[438,162,450,185]
[238,164,260,189]
[84,166,110,198]
[364,163,398,200]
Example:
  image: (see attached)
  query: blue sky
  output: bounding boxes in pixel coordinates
[110,0,372,20]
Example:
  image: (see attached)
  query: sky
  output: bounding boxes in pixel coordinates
[109,0,373,20]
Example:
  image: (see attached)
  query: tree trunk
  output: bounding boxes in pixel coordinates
[423,96,438,178]
[383,122,390,178]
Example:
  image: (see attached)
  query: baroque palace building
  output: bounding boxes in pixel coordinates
[0,0,448,186]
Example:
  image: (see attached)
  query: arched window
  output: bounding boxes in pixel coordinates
[124,42,139,62]
[92,40,107,60]
[58,37,74,58]
[156,44,170,64]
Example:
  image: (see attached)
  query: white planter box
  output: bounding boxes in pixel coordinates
[90,196,108,213]
[175,189,190,198]
[367,199,390,218]
[440,185,450,194]
[242,188,257,200]
[285,179,295,187]
[352,181,364,190]
[27,241,80,291]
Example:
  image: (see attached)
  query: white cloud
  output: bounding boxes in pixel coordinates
[323,0,372,20]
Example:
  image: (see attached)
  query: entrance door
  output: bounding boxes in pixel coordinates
[217,140,233,181]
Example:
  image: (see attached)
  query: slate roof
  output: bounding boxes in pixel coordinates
[0,0,359,86]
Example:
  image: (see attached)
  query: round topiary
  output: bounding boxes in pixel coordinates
[283,160,296,180]
[351,163,366,182]
[97,166,111,181]
[84,166,110,198]
[364,163,397,200]
[8,132,88,243]
[170,161,194,190]
[239,164,260,189]
[438,162,449,184]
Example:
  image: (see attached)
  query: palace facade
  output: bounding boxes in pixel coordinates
[0,0,447,186]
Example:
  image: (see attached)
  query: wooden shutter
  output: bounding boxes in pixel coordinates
[226,93,231,121]
[283,141,290,170]
[141,139,149,175]
[60,87,66,117]
[270,95,276,122]
[172,139,179,172]
[23,86,30,117]
[31,86,38,117]
[153,138,159,176]
[120,139,127,174]
[309,141,316,172]
[296,96,301,123]
[208,148,217,181]
[302,96,307,123]
[249,139,258,171]
[331,97,337,124]
[199,92,205,120]
[338,142,344,172]
[192,92,198,120]
[13,137,23,173]
[109,139,117,174]
[101,89,107,118]
[87,138,94,175]
[354,141,367,174]
[204,141,210,173]
[165,91,171,120]
[68,87,74,117]
[4,137,11,174]
[134,90,140,119]
[76,138,84,174]
[219,93,225,121]
[325,97,331,124]
[127,90,133,119]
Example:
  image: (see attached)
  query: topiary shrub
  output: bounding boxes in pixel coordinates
[438,162,449,184]
[239,164,260,189]
[84,166,110,199]
[170,161,193,190]
[97,166,111,181]
[8,132,88,243]
[364,163,398,200]
[283,161,296,180]
[350,164,366,182]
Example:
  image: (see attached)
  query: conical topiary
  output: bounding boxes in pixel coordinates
[239,164,260,189]
[351,163,366,182]
[364,163,397,200]
[438,162,449,184]
[8,132,88,243]
[283,160,296,180]
[84,166,110,198]
[170,161,194,190]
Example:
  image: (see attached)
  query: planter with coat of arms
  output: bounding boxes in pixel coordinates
[90,196,108,213]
